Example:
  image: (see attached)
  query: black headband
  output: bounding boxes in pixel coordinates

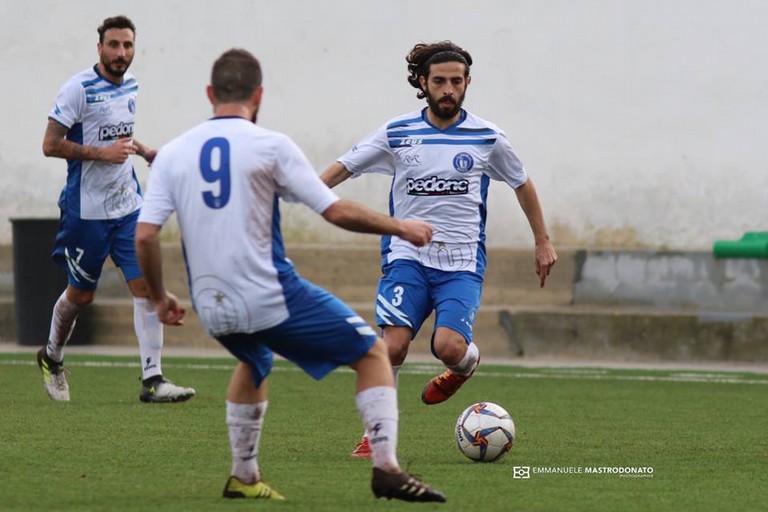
[423,50,470,71]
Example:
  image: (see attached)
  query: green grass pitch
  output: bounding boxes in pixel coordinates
[0,352,766,511]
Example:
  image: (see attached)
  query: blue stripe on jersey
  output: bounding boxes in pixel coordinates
[131,168,142,196]
[271,195,290,274]
[386,116,423,130]
[80,76,103,88]
[380,234,392,267]
[86,84,117,95]
[66,121,84,144]
[387,127,498,137]
[87,79,138,95]
[181,241,194,311]
[387,127,442,137]
[388,138,496,148]
[63,123,84,214]
[86,85,138,104]
[475,174,491,276]
[380,175,397,266]
[271,196,305,308]
[455,127,497,134]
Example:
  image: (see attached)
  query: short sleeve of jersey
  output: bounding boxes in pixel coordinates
[338,125,395,177]
[485,132,528,189]
[138,148,176,226]
[48,79,85,129]
[274,135,339,213]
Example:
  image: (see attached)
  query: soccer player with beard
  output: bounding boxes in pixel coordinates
[35,15,195,403]
[321,41,558,458]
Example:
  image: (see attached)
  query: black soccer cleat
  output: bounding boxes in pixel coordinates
[371,468,446,503]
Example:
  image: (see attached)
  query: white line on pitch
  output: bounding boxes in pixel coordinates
[3,358,767,385]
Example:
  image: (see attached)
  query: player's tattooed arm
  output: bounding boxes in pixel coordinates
[42,119,135,164]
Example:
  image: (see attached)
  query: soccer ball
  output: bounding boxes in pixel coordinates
[455,402,515,462]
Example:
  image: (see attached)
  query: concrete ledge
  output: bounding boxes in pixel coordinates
[502,306,768,363]
[4,297,767,363]
[0,244,577,305]
[574,250,768,312]
[3,245,768,363]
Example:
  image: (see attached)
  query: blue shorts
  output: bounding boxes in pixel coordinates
[52,209,142,291]
[374,259,483,346]
[217,279,377,388]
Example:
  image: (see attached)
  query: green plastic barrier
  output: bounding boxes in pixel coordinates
[713,232,768,258]
[740,232,768,241]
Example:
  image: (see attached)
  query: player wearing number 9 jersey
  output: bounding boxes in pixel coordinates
[142,122,336,334]
[136,49,445,502]
[321,41,558,458]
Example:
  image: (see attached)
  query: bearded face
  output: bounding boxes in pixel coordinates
[420,61,470,123]
[101,52,133,77]
[426,87,465,120]
[97,28,135,81]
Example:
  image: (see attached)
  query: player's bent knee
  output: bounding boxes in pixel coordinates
[388,342,409,366]
[384,332,411,364]
[67,289,95,307]
[435,338,467,366]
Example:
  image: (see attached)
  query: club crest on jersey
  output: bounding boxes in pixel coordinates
[453,152,474,173]
[128,98,136,114]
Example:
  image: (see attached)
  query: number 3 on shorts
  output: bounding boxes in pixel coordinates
[392,285,404,306]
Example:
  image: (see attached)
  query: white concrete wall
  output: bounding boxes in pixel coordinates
[1,0,766,249]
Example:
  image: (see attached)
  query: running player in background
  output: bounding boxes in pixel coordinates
[36,15,195,403]
[135,48,446,503]
[321,40,558,458]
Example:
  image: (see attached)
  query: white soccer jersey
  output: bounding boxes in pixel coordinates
[48,65,142,220]
[339,108,527,275]
[139,117,340,336]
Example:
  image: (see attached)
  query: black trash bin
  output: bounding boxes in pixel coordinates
[10,218,92,346]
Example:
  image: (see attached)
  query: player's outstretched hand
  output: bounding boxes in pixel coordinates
[399,219,433,247]
[535,240,558,288]
[155,292,186,326]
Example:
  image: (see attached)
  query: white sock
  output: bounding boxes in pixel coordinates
[448,342,480,376]
[226,401,268,483]
[134,297,163,380]
[362,365,400,439]
[355,386,399,471]
[46,291,82,362]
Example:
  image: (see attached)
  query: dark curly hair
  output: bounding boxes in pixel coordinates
[406,41,473,99]
[97,16,136,43]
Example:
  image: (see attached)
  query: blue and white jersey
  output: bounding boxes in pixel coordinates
[339,108,527,275]
[48,65,142,220]
[139,117,340,337]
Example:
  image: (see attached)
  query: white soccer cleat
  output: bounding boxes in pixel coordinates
[139,378,196,403]
[36,348,70,402]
